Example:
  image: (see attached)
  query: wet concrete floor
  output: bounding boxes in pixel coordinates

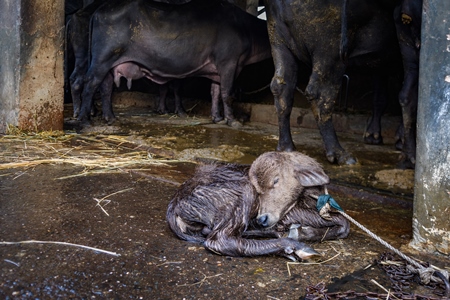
[0,104,448,299]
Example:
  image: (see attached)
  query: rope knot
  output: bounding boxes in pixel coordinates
[316,194,344,220]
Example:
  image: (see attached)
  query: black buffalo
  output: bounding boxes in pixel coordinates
[78,0,272,126]
[67,0,186,122]
[264,0,400,165]
[394,0,422,169]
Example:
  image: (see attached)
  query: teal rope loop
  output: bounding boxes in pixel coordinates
[316,194,344,212]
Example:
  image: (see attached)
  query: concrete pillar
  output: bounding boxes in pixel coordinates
[410,0,450,255]
[0,0,65,133]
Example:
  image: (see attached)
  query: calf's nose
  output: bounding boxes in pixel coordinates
[256,214,270,227]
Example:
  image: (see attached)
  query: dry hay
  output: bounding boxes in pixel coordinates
[0,125,178,178]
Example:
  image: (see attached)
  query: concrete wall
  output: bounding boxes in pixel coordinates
[0,1,21,132]
[0,0,64,133]
[411,0,450,255]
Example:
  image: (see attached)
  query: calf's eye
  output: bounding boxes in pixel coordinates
[273,178,279,186]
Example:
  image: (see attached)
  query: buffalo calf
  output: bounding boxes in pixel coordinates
[166,151,349,261]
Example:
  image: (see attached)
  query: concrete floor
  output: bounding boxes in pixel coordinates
[0,100,448,299]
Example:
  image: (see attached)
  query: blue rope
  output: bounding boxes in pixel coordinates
[316,194,344,212]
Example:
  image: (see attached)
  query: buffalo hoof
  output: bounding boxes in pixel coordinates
[326,150,357,165]
[72,105,81,119]
[78,118,92,128]
[395,140,403,151]
[394,137,404,151]
[280,238,321,261]
[105,117,116,126]
[294,246,321,261]
[277,142,297,152]
[157,109,169,115]
[286,224,302,240]
[364,132,383,145]
[227,119,243,128]
[212,116,226,124]
[103,112,116,125]
[394,125,404,150]
[90,107,97,117]
[176,110,188,118]
[397,155,415,169]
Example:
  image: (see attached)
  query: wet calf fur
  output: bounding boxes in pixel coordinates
[166,152,349,261]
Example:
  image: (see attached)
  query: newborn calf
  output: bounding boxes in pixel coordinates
[166,151,349,261]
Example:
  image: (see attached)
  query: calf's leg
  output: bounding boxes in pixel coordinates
[282,210,350,242]
[204,234,319,261]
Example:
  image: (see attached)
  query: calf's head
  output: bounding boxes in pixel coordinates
[249,151,329,228]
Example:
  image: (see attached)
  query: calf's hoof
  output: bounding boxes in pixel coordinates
[280,238,321,261]
[294,246,321,261]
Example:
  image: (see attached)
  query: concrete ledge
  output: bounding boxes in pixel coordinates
[113,91,401,139]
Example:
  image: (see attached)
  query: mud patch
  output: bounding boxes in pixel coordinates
[176,145,245,162]
[374,169,415,190]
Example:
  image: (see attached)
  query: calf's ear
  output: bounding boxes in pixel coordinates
[295,166,329,187]
[286,152,330,187]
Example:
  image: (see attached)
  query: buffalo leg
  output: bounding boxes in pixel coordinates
[69,65,86,118]
[397,45,419,169]
[270,46,298,152]
[100,72,115,124]
[306,64,357,165]
[364,68,389,145]
[394,1,421,169]
[219,69,242,128]
[210,77,240,127]
[171,80,187,117]
[79,67,110,124]
[157,83,170,115]
[210,82,224,124]
[397,47,418,169]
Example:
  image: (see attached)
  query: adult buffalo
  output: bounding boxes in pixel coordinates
[264,0,400,165]
[394,0,422,169]
[78,0,272,126]
[67,0,186,122]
